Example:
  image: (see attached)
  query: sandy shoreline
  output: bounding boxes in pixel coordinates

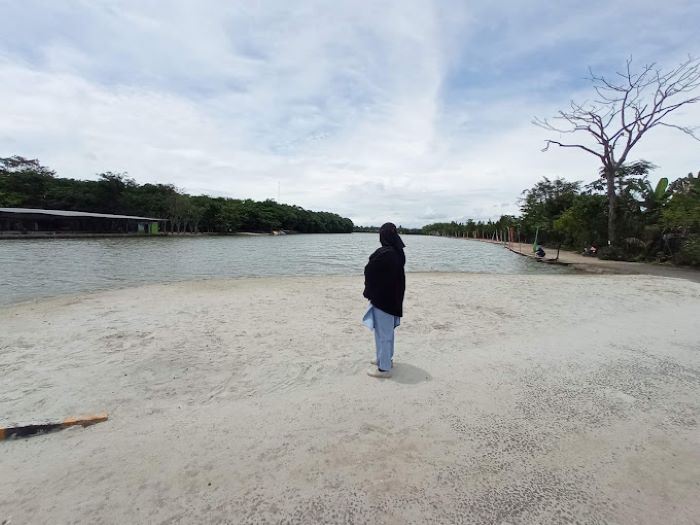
[471,238,700,283]
[1,273,699,524]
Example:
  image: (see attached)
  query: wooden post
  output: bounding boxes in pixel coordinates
[519,229,522,255]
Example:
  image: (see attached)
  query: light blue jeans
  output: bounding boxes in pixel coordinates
[363,305,400,371]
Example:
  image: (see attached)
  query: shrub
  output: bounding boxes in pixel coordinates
[597,246,627,261]
[674,235,700,266]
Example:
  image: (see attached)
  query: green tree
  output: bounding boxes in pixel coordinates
[520,177,581,245]
[94,172,137,214]
[553,194,608,248]
[0,156,56,208]
[662,173,700,232]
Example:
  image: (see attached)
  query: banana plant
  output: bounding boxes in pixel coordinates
[654,177,669,201]
[641,177,670,220]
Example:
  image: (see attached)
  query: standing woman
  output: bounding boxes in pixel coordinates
[363,222,406,378]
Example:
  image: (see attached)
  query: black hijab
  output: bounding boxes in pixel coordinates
[379,222,405,250]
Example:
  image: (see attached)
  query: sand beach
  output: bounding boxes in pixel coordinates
[1,272,699,524]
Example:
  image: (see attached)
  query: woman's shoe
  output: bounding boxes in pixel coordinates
[367,367,392,378]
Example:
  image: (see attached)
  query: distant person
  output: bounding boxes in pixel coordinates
[362,222,406,378]
[535,245,546,258]
[583,245,597,256]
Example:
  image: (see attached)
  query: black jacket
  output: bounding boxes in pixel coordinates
[363,246,406,317]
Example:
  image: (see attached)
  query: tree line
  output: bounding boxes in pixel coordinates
[0,156,354,234]
[421,217,518,240]
[353,225,423,235]
[422,165,700,266]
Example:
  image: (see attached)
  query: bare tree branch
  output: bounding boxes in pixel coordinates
[656,121,700,140]
[541,140,604,159]
[534,56,700,245]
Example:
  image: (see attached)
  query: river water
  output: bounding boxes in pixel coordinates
[0,233,568,306]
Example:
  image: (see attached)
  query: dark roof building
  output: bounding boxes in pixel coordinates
[0,208,164,221]
[0,208,166,237]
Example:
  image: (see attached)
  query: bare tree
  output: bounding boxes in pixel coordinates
[534,56,700,245]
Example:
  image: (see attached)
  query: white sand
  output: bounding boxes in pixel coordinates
[1,273,699,524]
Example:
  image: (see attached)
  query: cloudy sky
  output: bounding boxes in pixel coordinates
[1,1,699,226]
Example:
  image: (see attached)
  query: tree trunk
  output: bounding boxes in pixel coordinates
[606,167,617,246]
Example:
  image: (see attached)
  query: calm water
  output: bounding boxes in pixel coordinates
[0,234,568,306]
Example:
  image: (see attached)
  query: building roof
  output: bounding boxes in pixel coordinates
[0,208,165,221]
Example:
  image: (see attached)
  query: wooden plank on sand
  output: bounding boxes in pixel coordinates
[0,413,108,440]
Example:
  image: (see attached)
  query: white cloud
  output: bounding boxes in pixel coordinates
[0,0,698,227]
